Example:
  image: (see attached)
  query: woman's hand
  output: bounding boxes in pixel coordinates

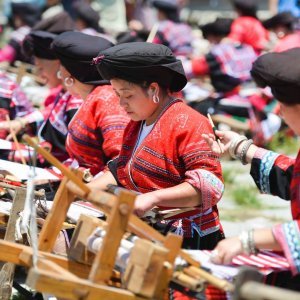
[202,130,240,156]
[0,120,23,140]
[210,236,243,264]
[134,192,157,217]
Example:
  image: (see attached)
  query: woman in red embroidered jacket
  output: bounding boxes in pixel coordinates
[0,31,83,163]
[203,49,300,280]
[87,42,225,250]
[51,31,129,175]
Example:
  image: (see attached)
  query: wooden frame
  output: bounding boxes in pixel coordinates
[0,135,234,299]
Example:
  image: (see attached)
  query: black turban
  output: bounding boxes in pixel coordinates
[32,11,75,34]
[51,31,114,85]
[152,0,178,12]
[152,0,179,22]
[263,12,295,30]
[11,2,41,27]
[22,31,57,60]
[251,48,300,105]
[201,18,233,39]
[94,42,187,92]
[73,2,102,33]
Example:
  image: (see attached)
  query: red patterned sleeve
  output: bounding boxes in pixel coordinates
[177,110,224,210]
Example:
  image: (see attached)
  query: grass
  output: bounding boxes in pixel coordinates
[222,167,235,185]
[231,186,262,208]
[222,167,263,208]
[266,130,299,155]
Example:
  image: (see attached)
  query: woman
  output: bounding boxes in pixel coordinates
[229,0,269,54]
[0,2,41,63]
[184,17,257,118]
[263,11,300,52]
[88,42,224,250]
[0,31,83,163]
[73,1,103,35]
[151,0,193,57]
[203,48,300,281]
[51,31,129,175]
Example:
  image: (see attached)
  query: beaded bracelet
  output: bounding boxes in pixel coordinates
[238,139,253,165]
[228,135,248,159]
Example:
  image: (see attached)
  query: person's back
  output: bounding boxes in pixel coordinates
[230,0,269,53]
[152,0,193,56]
[207,42,256,93]
[229,16,269,53]
[187,18,257,93]
[153,19,193,56]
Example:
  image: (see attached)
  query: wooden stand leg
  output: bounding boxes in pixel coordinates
[0,188,26,300]
[89,190,135,284]
[38,177,75,252]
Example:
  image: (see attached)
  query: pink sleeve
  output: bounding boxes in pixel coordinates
[0,45,16,63]
[272,220,300,275]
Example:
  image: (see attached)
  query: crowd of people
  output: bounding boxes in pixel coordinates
[0,0,299,298]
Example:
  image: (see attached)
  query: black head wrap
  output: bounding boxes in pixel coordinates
[201,18,233,39]
[32,11,75,34]
[263,12,296,30]
[52,31,114,85]
[251,48,300,105]
[152,0,180,23]
[22,31,57,60]
[73,2,103,33]
[11,2,41,27]
[116,30,149,44]
[233,0,257,18]
[94,42,187,92]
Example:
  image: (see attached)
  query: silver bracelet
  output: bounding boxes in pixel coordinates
[238,139,254,165]
[239,231,251,255]
[248,229,258,255]
[228,135,248,159]
[239,230,258,255]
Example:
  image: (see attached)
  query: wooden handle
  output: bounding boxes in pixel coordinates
[23,134,90,195]
[187,266,234,292]
[173,271,204,292]
[6,115,26,165]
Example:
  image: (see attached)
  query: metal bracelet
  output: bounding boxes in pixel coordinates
[239,231,251,255]
[228,135,248,159]
[248,229,258,255]
[238,139,253,165]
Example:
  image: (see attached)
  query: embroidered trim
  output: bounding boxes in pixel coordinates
[259,151,279,194]
[282,221,300,274]
[185,169,224,210]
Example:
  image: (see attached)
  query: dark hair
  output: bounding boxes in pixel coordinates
[201,18,233,39]
[11,3,41,27]
[233,0,257,18]
[263,12,296,32]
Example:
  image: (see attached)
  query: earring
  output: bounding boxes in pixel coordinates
[153,94,159,103]
[64,76,74,87]
[56,70,62,79]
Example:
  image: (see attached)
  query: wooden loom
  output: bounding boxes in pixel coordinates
[0,135,235,299]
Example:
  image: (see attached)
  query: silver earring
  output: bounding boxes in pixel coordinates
[57,70,62,79]
[64,76,74,87]
[153,94,159,103]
